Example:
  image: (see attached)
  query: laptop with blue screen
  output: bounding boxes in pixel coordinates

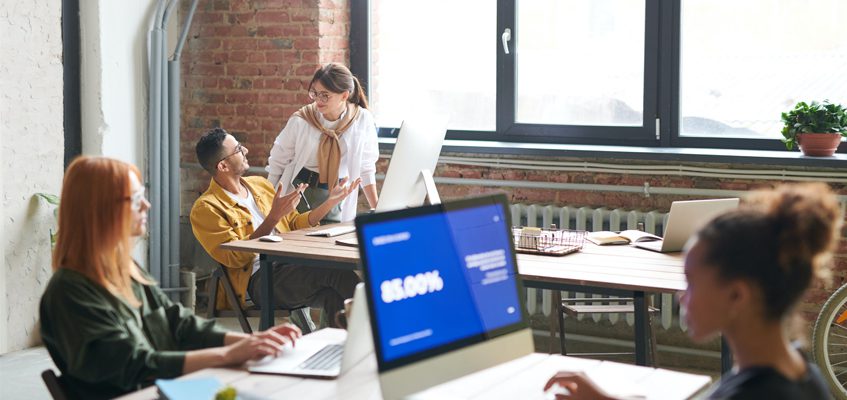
[355,194,533,400]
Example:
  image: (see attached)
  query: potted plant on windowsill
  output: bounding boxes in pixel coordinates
[781,100,847,157]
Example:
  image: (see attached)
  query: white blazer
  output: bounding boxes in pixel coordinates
[266,107,379,222]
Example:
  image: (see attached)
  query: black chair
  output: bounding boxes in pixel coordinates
[207,263,315,334]
[556,296,660,366]
[41,369,68,400]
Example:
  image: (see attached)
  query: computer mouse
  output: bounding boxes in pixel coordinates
[259,234,283,243]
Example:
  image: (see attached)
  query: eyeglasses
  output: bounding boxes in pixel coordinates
[126,189,148,212]
[217,143,245,164]
[308,90,333,104]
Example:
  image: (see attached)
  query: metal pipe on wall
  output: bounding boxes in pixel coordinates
[168,0,199,299]
[146,0,198,299]
[159,0,174,295]
[147,0,166,285]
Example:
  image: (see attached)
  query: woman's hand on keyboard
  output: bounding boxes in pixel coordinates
[266,323,302,348]
[222,323,302,364]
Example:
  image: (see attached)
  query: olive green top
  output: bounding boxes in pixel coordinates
[39,267,229,399]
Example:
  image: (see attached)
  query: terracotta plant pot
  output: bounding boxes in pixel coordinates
[796,133,843,157]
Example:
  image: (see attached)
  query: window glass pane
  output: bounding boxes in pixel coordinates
[516,0,645,126]
[680,0,847,138]
[370,0,495,131]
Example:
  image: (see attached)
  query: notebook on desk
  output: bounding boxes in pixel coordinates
[634,198,739,253]
[247,283,372,378]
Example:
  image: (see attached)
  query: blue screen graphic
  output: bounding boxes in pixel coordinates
[360,203,522,363]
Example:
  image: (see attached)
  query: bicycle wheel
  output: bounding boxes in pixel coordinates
[813,284,847,399]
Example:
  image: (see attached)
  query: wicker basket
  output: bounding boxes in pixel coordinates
[512,227,586,256]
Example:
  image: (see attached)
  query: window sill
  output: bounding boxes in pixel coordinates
[378,138,847,169]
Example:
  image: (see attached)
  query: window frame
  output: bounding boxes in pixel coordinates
[351,0,846,154]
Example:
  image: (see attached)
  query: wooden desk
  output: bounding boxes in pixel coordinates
[117,329,712,400]
[220,224,690,366]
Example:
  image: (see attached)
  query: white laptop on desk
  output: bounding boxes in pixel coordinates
[635,198,739,253]
[246,283,373,378]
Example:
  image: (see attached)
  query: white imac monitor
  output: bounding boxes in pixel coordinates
[375,117,448,213]
[355,194,533,400]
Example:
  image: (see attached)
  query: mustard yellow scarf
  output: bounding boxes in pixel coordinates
[293,102,360,189]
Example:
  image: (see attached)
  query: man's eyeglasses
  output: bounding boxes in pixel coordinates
[217,143,245,164]
[308,90,332,104]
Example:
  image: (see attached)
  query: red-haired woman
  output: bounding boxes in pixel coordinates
[545,183,840,400]
[39,156,301,399]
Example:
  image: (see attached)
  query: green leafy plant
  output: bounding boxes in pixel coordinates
[35,193,60,247]
[781,100,847,150]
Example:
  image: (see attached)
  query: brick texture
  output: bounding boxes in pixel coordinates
[180,0,350,206]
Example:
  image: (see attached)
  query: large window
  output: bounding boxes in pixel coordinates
[516,0,645,127]
[678,0,847,140]
[353,0,847,152]
[367,0,496,132]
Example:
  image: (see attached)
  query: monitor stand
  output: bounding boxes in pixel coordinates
[420,169,441,205]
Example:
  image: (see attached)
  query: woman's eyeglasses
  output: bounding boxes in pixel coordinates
[126,189,147,211]
[308,90,332,104]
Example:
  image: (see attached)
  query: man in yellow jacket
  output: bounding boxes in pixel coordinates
[190,127,360,329]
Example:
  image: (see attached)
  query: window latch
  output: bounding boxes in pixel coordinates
[655,118,661,140]
[501,28,512,54]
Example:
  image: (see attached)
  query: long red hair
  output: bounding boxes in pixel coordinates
[52,156,148,306]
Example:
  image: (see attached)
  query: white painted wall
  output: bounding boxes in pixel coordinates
[0,0,65,353]
[80,0,159,168]
[81,0,174,269]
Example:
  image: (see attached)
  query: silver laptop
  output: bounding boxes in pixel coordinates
[247,283,373,378]
[635,198,739,253]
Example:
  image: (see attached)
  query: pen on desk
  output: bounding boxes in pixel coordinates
[291,182,311,210]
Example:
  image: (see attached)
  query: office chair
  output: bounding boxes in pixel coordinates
[207,263,315,334]
[41,369,68,400]
[556,295,660,366]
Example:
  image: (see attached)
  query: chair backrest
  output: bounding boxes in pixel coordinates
[41,369,68,400]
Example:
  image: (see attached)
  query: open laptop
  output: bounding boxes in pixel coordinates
[635,198,739,253]
[355,194,533,400]
[246,283,373,378]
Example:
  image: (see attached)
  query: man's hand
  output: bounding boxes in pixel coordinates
[268,182,305,221]
[327,177,361,206]
[306,177,362,226]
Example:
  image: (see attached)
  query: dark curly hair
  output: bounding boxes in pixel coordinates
[696,183,842,320]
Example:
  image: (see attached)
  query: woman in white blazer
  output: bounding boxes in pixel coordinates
[266,63,379,223]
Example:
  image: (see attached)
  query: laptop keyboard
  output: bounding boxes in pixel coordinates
[297,344,344,371]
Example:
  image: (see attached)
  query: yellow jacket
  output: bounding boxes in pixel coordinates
[190,176,313,310]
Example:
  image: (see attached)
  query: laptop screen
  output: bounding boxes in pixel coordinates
[355,195,527,371]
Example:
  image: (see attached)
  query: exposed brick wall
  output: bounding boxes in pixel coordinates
[180,0,350,209]
[180,0,846,340]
